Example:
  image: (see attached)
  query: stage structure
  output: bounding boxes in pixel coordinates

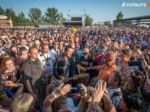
[0,15,13,28]
[63,16,83,26]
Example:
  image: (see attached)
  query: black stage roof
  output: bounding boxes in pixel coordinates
[114,15,150,22]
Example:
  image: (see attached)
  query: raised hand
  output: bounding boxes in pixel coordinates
[103,89,116,112]
[54,83,72,96]
[92,80,106,103]
[5,80,17,87]
[103,89,112,103]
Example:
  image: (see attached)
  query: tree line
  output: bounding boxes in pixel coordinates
[0,6,93,27]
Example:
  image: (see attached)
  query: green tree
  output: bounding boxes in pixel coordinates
[5,8,18,26]
[39,16,48,25]
[104,21,111,27]
[5,8,16,19]
[18,12,25,20]
[58,13,66,25]
[28,8,42,27]
[24,18,33,26]
[16,12,26,26]
[0,6,5,15]
[116,11,123,20]
[84,15,93,26]
[127,20,132,27]
[45,7,60,25]
[14,12,33,26]
[114,11,124,27]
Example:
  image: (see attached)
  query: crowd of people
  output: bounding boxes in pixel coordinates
[0,26,150,112]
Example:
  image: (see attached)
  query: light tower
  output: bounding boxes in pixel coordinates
[67,9,71,21]
[83,9,86,26]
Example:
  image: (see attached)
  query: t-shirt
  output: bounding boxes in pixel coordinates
[76,50,83,59]
[95,53,105,65]
[79,56,92,67]
[21,58,42,86]
[108,88,123,109]
[38,52,53,76]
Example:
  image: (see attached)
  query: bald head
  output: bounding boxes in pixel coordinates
[29,47,38,59]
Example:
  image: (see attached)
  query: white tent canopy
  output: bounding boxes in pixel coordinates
[0,15,8,20]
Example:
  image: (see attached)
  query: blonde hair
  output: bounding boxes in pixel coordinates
[10,93,34,112]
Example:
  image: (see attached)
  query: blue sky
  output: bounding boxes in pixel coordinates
[0,0,150,23]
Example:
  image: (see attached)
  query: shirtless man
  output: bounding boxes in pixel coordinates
[98,51,117,82]
[87,51,117,83]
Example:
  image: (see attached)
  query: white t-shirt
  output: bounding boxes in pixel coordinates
[38,52,53,76]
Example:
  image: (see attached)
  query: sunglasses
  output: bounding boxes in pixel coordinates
[83,53,88,55]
